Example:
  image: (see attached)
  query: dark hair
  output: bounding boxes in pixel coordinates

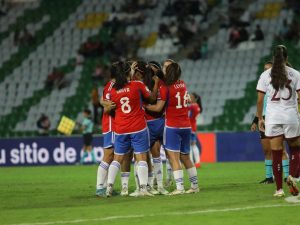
[265,61,273,65]
[84,109,91,115]
[113,61,130,90]
[270,45,288,91]
[148,61,162,70]
[192,93,203,113]
[165,62,181,85]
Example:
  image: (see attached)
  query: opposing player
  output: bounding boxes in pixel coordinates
[189,92,202,167]
[256,45,300,197]
[146,62,199,195]
[95,62,118,196]
[251,61,289,184]
[105,61,159,197]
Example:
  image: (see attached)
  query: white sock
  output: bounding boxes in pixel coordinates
[148,172,154,187]
[166,159,172,180]
[153,157,163,188]
[137,161,148,186]
[96,161,109,189]
[192,145,200,164]
[134,161,139,190]
[121,172,130,189]
[173,170,184,191]
[107,161,120,185]
[189,147,195,164]
[187,167,198,189]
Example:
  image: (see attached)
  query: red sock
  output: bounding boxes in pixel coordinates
[272,150,283,190]
[290,147,300,178]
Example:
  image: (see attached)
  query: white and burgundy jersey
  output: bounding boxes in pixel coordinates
[256,66,300,124]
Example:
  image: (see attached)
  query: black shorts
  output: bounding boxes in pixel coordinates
[83,133,93,146]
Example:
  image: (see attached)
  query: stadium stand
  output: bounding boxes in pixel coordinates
[0,0,299,137]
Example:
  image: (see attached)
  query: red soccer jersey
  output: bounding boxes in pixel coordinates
[160,80,191,128]
[189,103,200,132]
[102,80,115,134]
[110,81,151,134]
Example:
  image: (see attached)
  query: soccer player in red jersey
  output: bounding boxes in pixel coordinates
[105,62,159,197]
[189,93,202,167]
[95,62,118,197]
[146,62,199,195]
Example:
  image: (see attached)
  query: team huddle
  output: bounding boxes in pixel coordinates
[95,59,201,197]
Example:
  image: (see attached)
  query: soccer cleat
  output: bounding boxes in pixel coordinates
[120,187,129,196]
[259,177,274,184]
[147,185,159,195]
[95,188,107,197]
[106,184,113,197]
[185,187,200,194]
[129,189,140,197]
[168,189,185,196]
[137,185,154,197]
[157,187,169,195]
[273,189,285,197]
[287,175,299,196]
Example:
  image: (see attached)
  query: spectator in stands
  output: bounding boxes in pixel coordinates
[252,24,264,41]
[159,23,171,38]
[19,28,35,46]
[45,68,66,90]
[285,19,300,41]
[239,27,249,42]
[78,38,101,58]
[92,63,105,83]
[13,30,20,46]
[169,21,178,38]
[228,26,240,48]
[36,114,51,136]
[91,86,100,125]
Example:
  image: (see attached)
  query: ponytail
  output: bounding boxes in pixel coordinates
[113,61,130,90]
[270,45,288,91]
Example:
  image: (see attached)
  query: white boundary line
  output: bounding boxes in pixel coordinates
[6,203,300,225]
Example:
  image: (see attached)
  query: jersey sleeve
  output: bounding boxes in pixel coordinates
[296,72,300,91]
[256,73,267,93]
[138,82,151,99]
[159,85,168,101]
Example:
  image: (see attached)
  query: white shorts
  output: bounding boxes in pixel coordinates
[265,124,300,139]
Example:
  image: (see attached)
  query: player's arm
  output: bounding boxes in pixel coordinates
[100,96,116,113]
[145,100,166,112]
[256,91,265,131]
[147,76,160,103]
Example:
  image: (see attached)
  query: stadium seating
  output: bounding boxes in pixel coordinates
[0,0,298,137]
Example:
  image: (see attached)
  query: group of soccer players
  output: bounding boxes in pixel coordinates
[95,59,201,197]
[255,45,300,197]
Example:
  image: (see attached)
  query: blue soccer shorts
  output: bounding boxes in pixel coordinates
[103,131,114,149]
[147,118,164,147]
[164,126,191,154]
[114,128,150,155]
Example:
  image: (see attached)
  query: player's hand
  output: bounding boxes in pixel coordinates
[258,118,265,132]
[105,100,116,110]
[250,123,257,131]
[130,61,138,77]
[152,75,159,83]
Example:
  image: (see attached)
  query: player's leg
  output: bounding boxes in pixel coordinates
[164,127,185,195]
[106,134,130,197]
[191,133,200,166]
[285,125,300,196]
[282,143,289,182]
[96,132,114,196]
[120,151,132,196]
[260,135,274,184]
[131,129,153,196]
[266,124,284,197]
[80,134,89,164]
[151,141,168,194]
[180,129,199,193]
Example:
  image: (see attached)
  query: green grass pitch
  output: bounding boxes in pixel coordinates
[1,162,300,225]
